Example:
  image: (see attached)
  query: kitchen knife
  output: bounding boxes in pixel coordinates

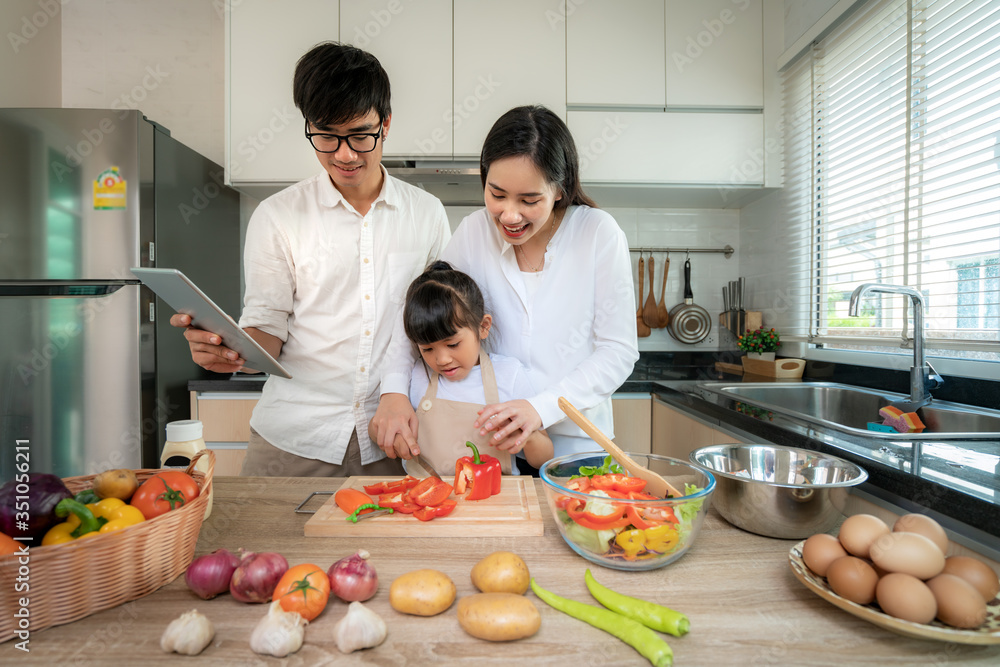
[723,285,730,332]
[411,452,442,480]
[738,277,746,334]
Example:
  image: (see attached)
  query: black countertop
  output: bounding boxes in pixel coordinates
[190,352,1000,549]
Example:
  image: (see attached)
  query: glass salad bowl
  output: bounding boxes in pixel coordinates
[539,451,716,571]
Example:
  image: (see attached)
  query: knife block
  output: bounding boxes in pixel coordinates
[720,310,762,336]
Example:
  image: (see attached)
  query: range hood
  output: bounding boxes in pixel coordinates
[383,160,484,206]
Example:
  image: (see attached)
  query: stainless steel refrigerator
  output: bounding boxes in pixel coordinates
[0,109,241,480]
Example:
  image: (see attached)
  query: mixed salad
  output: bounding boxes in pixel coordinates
[554,457,705,562]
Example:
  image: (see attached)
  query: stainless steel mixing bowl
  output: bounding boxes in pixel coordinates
[690,444,868,539]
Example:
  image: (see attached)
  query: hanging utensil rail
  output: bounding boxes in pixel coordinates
[629,245,734,259]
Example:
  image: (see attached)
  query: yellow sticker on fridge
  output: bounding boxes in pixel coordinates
[93,167,126,210]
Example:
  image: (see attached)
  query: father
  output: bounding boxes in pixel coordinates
[172,42,450,477]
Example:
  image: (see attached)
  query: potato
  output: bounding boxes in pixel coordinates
[471,551,530,595]
[389,569,456,616]
[92,468,139,501]
[457,593,541,641]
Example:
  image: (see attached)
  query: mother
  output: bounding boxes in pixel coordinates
[375,105,639,462]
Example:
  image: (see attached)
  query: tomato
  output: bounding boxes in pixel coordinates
[565,477,593,493]
[130,471,199,519]
[413,499,457,521]
[378,491,420,514]
[363,475,419,495]
[273,563,330,621]
[407,477,453,507]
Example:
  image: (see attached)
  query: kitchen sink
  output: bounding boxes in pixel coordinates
[697,382,1000,440]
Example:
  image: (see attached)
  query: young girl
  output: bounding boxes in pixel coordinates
[370,261,552,477]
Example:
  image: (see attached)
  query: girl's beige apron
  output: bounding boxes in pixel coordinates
[411,352,512,477]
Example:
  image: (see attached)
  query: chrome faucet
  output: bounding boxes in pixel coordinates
[848,283,944,410]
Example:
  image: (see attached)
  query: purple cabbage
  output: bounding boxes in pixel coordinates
[0,473,73,541]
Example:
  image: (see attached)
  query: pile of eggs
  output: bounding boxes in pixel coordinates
[802,513,999,628]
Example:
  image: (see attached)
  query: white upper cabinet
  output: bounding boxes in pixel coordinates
[568,110,764,185]
[665,0,763,108]
[452,0,567,157]
[340,1,453,157]
[567,0,666,108]
[228,1,339,185]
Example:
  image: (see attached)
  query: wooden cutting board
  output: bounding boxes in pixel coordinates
[304,476,545,537]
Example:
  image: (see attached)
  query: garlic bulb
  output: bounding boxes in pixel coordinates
[333,601,387,653]
[160,609,215,656]
[250,600,307,657]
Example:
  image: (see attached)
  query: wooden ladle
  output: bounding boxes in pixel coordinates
[558,397,683,499]
[642,254,659,328]
[636,255,651,338]
[657,254,670,327]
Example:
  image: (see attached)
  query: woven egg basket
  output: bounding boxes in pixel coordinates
[0,449,214,643]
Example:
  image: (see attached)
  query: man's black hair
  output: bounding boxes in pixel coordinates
[293,42,391,128]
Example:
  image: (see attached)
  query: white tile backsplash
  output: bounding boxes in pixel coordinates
[445,205,743,352]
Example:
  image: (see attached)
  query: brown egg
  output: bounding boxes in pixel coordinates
[893,513,948,554]
[838,514,890,559]
[827,556,879,605]
[876,573,937,624]
[870,531,945,580]
[803,533,848,577]
[926,573,988,629]
[942,556,1000,602]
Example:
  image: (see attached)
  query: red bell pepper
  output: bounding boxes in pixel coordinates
[564,498,631,530]
[407,476,454,507]
[590,473,647,494]
[363,476,419,495]
[413,499,457,521]
[453,441,502,501]
[378,491,421,514]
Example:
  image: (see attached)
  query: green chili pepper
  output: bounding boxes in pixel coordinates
[346,503,392,523]
[530,578,673,667]
[55,498,107,538]
[584,569,689,637]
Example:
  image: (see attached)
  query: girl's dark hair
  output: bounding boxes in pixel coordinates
[480,105,597,209]
[293,42,391,128]
[404,261,487,346]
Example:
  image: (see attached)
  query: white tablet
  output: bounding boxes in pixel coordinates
[131,267,292,379]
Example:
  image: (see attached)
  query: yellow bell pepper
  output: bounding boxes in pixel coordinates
[644,524,679,553]
[99,505,145,533]
[41,522,75,546]
[615,528,646,560]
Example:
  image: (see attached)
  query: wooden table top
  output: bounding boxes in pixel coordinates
[12,476,1000,665]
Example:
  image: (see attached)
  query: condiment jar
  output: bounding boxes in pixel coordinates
[161,419,212,518]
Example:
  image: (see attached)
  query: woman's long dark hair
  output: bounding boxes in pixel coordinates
[480,105,597,209]
[403,261,487,346]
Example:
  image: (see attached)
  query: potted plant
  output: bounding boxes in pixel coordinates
[738,327,781,361]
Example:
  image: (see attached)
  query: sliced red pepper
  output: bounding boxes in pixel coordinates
[641,506,679,525]
[591,473,647,494]
[564,498,631,530]
[408,477,454,507]
[453,441,502,501]
[363,475,419,495]
[565,477,593,493]
[413,499,457,521]
[378,491,420,514]
[625,504,656,530]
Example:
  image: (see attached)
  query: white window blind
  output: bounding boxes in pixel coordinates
[783,0,1000,363]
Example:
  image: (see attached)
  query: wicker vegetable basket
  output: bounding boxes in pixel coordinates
[0,450,214,643]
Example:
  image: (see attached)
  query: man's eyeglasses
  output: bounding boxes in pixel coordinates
[304,120,383,153]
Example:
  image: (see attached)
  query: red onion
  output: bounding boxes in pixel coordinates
[328,549,378,602]
[230,550,289,603]
[185,548,241,599]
